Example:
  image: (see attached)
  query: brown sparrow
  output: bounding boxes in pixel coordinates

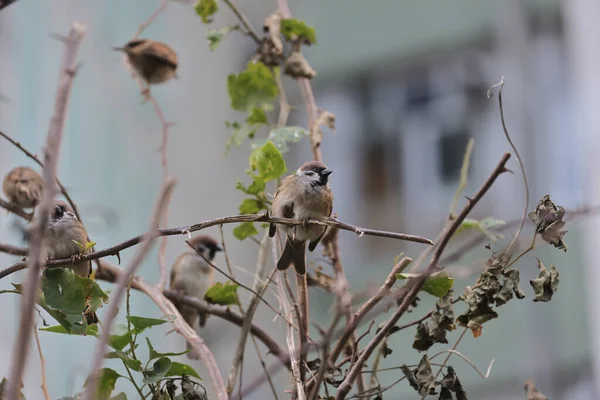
[3,166,43,209]
[44,201,97,324]
[113,39,178,85]
[269,161,333,274]
[170,235,222,359]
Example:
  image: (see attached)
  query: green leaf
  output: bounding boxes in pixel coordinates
[41,324,98,337]
[247,107,268,125]
[84,368,122,400]
[85,241,97,251]
[249,140,287,181]
[105,350,142,372]
[206,25,237,51]
[194,0,218,24]
[233,222,259,240]
[108,325,133,351]
[205,281,239,305]
[281,18,317,44]
[236,178,265,196]
[397,271,454,298]
[456,217,506,242]
[17,269,108,335]
[166,362,202,380]
[238,198,263,214]
[146,337,189,360]
[267,126,309,153]
[143,357,173,384]
[126,316,167,334]
[227,62,278,112]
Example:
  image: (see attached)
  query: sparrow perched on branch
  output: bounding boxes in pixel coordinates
[269,161,334,275]
[44,200,97,324]
[170,235,222,359]
[3,166,43,209]
[113,39,178,85]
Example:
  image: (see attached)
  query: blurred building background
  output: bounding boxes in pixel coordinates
[0,0,599,399]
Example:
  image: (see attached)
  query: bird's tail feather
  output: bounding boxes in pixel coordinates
[277,239,306,275]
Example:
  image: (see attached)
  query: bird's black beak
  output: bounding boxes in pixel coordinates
[215,245,223,252]
[112,46,124,52]
[321,169,333,177]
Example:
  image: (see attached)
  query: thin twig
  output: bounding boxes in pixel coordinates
[185,240,294,327]
[0,198,33,221]
[335,153,511,399]
[424,327,469,399]
[222,0,261,44]
[94,259,291,370]
[429,348,495,380]
[5,23,86,400]
[33,326,51,400]
[83,178,176,400]
[449,138,475,219]
[308,312,343,400]
[488,77,529,254]
[0,214,432,280]
[0,243,28,256]
[132,0,168,39]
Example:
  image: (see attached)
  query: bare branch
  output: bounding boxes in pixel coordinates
[335,153,512,399]
[0,243,27,257]
[33,326,51,400]
[5,22,86,400]
[0,214,433,280]
[132,0,168,39]
[83,178,176,400]
[222,0,261,44]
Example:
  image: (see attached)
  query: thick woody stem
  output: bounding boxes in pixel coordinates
[5,23,86,400]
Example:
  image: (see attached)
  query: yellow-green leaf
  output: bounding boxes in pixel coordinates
[281,18,317,44]
[205,281,239,305]
[227,62,278,112]
[195,0,218,24]
[249,140,287,181]
[233,222,259,241]
[397,271,454,298]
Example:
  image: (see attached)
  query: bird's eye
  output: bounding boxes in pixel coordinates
[52,206,63,219]
[305,171,315,176]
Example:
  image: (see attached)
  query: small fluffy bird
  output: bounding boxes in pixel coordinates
[114,39,178,85]
[44,201,97,323]
[3,166,43,209]
[269,161,333,274]
[170,235,222,359]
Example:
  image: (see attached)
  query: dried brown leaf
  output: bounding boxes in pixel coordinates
[530,258,559,302]
[524,380,548,400]
[528,195,568,251]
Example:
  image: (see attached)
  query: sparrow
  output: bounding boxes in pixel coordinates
[44,200,97,324]
[3,166,44,209]
[269,161,333,274]
[170,235,222,359]
[113,39,178,85]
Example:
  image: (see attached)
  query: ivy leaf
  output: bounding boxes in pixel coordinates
[205,281,239,305]
[233,221,259,241]
[206,25,237,51]
[105,350,142,372]
[236,178,265,196]
[146,337,189,360]
[249,140,287,181]
[108,325,133,351]
[41,324,98,337]
[227,62,278,112]
[397,270,454,298]
[281,18,317,44]
[224,121,257,155]
[126,316,167,334]
[143,357,172,384]
[194,0,218,24]
[530,259,559,302]
[528,195,567,252]
[247,107,268,125]
[401,355,436,396]
[165,362,202,380]
[267,126,309,153]
[456,217,505,242]
[84,368,122,400]
[238,198,263,214]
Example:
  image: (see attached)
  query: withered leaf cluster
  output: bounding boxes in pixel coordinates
[530,259,560,302]
[413,289,455,351]
[439,366,468,400]
[401,355,437,397]
[457,252,526,337]
[528,195,567,251]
